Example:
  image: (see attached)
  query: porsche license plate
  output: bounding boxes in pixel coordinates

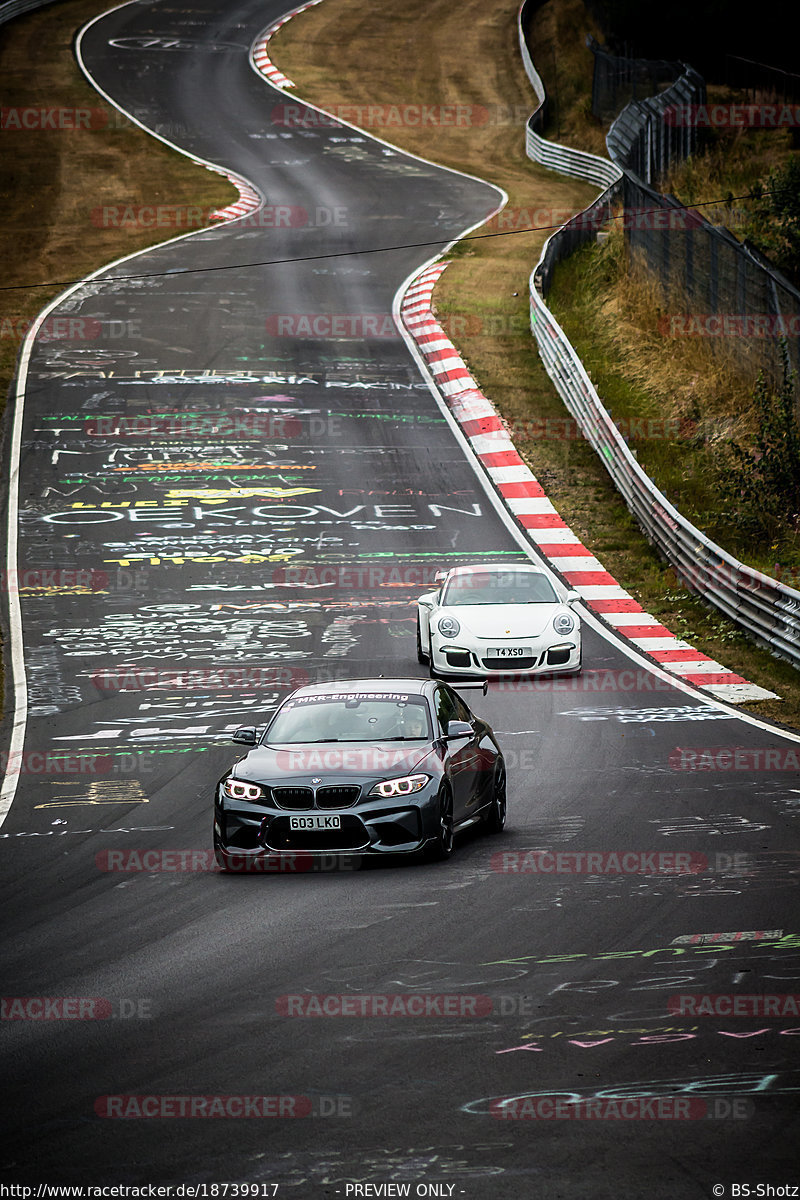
[488,646,531,657]
[289,814,342,831]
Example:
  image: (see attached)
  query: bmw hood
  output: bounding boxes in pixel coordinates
[234,742,436,784]
[444,604,562,639]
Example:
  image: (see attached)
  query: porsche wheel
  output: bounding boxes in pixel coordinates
[416,616,429,665]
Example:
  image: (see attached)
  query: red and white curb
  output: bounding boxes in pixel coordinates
[401,262,777,704]
[207,167,262,223]
[250,0,324,90]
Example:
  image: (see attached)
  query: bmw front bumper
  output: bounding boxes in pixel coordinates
[214,782,444,864]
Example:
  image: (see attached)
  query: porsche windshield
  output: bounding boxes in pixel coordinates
[442,570,558,606]
[265,694,432,744]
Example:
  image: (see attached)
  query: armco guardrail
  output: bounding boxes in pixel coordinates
[606,64,705,184]
[530,292,800,666]
[518,3,622,190]
[517,0,800,667]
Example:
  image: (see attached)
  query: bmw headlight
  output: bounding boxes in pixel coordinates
[223,778,267,802]
[438,615,460,638]
[553,611,575,636]
[370,774,430,798]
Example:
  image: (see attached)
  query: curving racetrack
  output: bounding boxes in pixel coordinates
[1,0,800,1193]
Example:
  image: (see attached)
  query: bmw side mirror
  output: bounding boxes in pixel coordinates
[232,727,257,745]
[446,720,473,740]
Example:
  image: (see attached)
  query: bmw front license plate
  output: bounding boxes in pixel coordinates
[488,646,531,657]
[289,815,342,831]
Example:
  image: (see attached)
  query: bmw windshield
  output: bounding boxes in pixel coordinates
[264,693,432,744]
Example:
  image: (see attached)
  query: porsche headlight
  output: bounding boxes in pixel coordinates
[223,778,266,802]
[369,774,430,798]
[553,611,575,636]
[438,615,460,638]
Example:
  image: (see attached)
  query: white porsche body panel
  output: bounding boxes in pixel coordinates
[416,563,582,677]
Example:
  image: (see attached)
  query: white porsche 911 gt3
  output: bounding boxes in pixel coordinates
[416,563,582,677]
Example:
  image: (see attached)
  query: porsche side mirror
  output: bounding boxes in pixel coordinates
[566,591,580,605]
[232,727,257,745]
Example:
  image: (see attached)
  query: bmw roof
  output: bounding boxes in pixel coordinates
[285,677,433,701]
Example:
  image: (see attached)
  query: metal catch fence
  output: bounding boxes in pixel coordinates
[518,0,800,667]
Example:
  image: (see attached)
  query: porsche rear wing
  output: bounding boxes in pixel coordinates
[451,680,489,696]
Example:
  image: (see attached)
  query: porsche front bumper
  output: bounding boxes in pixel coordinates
[430,637,581,675]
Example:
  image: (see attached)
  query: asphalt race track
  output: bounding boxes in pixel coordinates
[1,0,800,1194]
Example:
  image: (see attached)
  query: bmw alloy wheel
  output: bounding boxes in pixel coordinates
[424,787,454,861]
[484,762,507,834]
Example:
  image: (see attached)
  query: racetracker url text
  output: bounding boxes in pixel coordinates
[0,1188,280,1198]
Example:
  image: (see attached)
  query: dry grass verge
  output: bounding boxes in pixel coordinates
[0,0,236,415]
[549,229,800,571]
